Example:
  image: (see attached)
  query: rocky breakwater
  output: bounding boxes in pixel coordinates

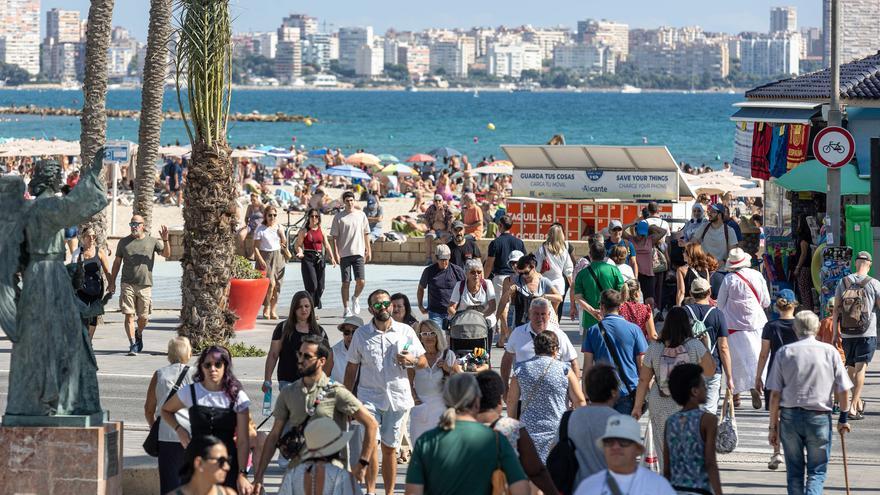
[0,104,317,123]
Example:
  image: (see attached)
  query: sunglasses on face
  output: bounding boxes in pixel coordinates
[204,456,231,469]
[341,330,355,336]
[202,361,224,370]
[310,214,320,218]
[266,214,277,218]
[419,331,436,337]
[129,222,142,227]
[469,270,482,275]
[297,351,317,360]
[371,300,392,310]
[602,438,635,448]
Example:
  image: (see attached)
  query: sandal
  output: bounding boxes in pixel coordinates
[850,411,865,420]
[733,394,741,408]
[857,400,866,414]
[750,388,763,409]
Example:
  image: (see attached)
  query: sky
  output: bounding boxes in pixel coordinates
[48,0,822,42]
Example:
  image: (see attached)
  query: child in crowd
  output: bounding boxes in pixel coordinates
[664,363,723,495]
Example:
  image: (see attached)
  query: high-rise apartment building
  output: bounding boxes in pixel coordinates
[577,19,629,59]
[429,40,468,77]
[0,0,40,75]
[47,9,82,44]
[355,43,383,77]
[42,8,83,81]
[800,27,823,58]
[281,14,317,40]
[770,7,797,33]
[740,32,801,77]
[303,33,333,71]
[107,27,139,78]
[276,26,302,84]
[630,40,729,79]
[523,27,571,60]
[338,26,373,71]
[397,44,430,75]
[823,0,880,65]
[553,43,615,74]
[488,42,542,78]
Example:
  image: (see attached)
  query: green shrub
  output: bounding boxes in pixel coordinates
[226,341,267,357]
[231,255,264,279]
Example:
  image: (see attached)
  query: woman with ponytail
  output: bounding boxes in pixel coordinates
[405,374,530,495]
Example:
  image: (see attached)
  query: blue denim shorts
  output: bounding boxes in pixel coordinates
[363,402,407,449]
[842,336,876,367]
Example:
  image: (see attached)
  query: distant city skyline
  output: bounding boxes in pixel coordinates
[48,0,822,42]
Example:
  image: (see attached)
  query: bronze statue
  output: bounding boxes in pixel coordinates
[0,149,108,421]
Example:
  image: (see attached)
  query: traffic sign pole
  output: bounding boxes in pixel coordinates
[827,0,842,247]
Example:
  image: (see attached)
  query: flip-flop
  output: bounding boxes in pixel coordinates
[858,400,866,414]
[850,411,865,420]
[750,389,763,409]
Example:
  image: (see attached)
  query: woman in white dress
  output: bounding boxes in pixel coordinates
[407,320,458,443]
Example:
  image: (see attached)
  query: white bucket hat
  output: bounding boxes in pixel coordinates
[724,247,752,271]
[301,417,354,461]
[595,415,644,450]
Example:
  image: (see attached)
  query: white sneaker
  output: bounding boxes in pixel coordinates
[768,452,783,470]
[352,298,361,314]
[343,307,354,318]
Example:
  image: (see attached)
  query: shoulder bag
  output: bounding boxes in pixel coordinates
[491,431,510,495]
[597,322,637,398]
[546,410,578,494]
[143,365,190,457]
[716,389,738,454]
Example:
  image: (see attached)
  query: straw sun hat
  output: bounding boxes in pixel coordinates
[301,417,354,461]
[724,247,752,271]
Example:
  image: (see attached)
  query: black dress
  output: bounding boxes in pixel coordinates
[188,384,240,488]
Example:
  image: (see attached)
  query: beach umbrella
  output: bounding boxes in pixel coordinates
[487,160,512,167]
[429,147,462,158]
[308,148,329,156]
[406,153,435,163]
[377,153,400,163]
[381,163,415,176]
[324,164,372,181]
[773,160,867,195]
[158,145,191,157]
[475,163,513,175]
[345,152,381,167]
[230,149,265,158]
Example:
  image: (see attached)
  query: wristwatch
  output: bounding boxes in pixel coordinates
[239,468,249,476]
[358,458,370,467]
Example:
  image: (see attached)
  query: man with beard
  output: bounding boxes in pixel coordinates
[252,335,378,494]
[695,203,738,263]
[446,220,481,270]
[346,290,427,495]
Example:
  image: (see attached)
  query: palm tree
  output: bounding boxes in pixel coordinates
[134,0,173,231]
[174,0,237,347]
[79,0,115,247]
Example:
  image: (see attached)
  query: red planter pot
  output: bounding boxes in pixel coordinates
[228,277,270,331]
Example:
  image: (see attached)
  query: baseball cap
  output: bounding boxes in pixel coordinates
[507,250,524,266]
[690,277,711,294]
[596,415,644,450]
[435,244,451,260]
[856,251,873,262]
[636,220,649,236]
[776,288,797,304]
[366,195,377,205]
[452,220,465,230]
[710,203,725,213]
[433,194,444,201]
[338,315,364,331]
[609,220,623,231]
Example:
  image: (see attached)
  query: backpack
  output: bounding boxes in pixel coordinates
[545,410,578,494]
[77,253,104,298]
[700,223,731,261]
[656,340,699,397]
[839,276,874,336]
[686,305,715,354]
[457,279,488,300]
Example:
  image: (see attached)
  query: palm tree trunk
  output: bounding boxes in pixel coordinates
[134,0,172,231]
[79,0,115,248]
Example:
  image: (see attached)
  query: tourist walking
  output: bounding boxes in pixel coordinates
[460,192,484,239]
[329,191,371,318]
[252,336,378,495]
[345,290,427,495]
[832,251,879,421]
[695,204,738,264]
[254,204,288,320]
[609,245,636,282]
[240,192,263,258]
[681,203,708,242]
[475,370,559,495]
[573,238,625,332]
[72,226,111,340]
[535,223,574,315]
[766,311,853,495]
[390,293,419,327]
[404,373,529,495]
[172,435,237,495]
[448,258,497,326]
[582,290,649,415]
[161,346,252,494]
[484,215,525,314]
[276,418,364,495]
[423,194,453,265]
[497,253,561,337]
[619,279,657,342]
[573,415,676,494]
[509,331,586,461]
[263,291,330,396]
[625,220,665,309]
[568,364,624,485]
[408,320,458,444]
[331,316,363,383]
[684,278,734,415]
[364,194,384,242]
[664,364,723,495]
[675,242,717,306]
[605,220,638,275]
[754,289,799,469]
[107,214,171,356]
[501,297,579,388]
[717,247,770,407]
[793,216,815,311]
[417,244,465,330]
[446,220,481,270]
[631,307,715,471]
[144,337,195,494]
[295,208,332,309]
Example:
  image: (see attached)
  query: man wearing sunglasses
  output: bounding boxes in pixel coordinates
[107,214,171,356]
[345,289,427,495]
[329,190,371,317]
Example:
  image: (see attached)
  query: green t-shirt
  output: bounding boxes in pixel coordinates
[406,420,526,494]
[574,261,625,329]
[116,235,164,286]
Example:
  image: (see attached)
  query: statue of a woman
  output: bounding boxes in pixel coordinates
[0,149,108,418]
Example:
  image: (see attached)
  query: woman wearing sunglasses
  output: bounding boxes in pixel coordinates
[171,435,237,495]
[263,291,330,395]
[295,207,334,310]
[162,346,253,494]
[254,204,288,319]
[407,320,459,444]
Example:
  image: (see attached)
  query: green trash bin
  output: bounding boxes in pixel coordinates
[845,204,872,268]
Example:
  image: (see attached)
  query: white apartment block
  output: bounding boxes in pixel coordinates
[770,6,797,33]
[523,28,571,60]
[338,26,373,71]
[47,9,81,44]
[383,37,400,66]
[740,32,800,77]
[254,32,277,59]
[398,44,430,75]
[0,0,40,75]
[303,33,333,71]
[629,40,729,79]
[553,43,614,74]
[488,42,542,78]
[355,43,383,77]
[108,39,139,77]
[281,14,317,40]
[276,27,302,84]
[823,0,880,64]
[577,19,629,59]
[430,40,468,77]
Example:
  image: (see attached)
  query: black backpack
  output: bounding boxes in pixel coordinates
[546,410,578,494]
[78,253,104,298]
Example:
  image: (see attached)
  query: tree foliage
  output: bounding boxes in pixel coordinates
[0,62,31,86]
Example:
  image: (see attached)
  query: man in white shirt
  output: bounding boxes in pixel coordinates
[644,202,670,245]
[500,297,580,390]
[574,415,676,495]
[329,191,371,317]
[696,203,738,263]
[345,289,427,495]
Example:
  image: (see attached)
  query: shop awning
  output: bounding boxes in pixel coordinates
[730,101,821,124]
[773,160,868,195]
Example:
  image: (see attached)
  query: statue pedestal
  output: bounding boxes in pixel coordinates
[0,420,123,494]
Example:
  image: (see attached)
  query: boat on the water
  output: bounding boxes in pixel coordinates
[620,84,642,94]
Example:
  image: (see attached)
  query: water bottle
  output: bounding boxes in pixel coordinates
[262,389,272,417]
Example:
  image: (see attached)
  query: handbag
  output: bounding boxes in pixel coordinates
[539,246,551,274]
[490,431,510,495]
[545,410,578,494]
[651,246,667,273]
[143,365,190,457]
[716,389,738,454]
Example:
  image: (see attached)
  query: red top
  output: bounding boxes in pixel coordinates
[303,228,324,252]
[619,301,652,340]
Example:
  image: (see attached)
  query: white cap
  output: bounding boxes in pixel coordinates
[507,250,524,265]
[595,415,644,450]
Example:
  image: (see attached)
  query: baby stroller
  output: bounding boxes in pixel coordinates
[449,308,491,361]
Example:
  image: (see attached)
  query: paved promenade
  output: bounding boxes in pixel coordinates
[0,259,877,493]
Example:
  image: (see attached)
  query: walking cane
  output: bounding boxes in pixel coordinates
[840,431,851,495]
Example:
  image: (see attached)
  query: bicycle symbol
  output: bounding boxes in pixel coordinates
[822,141,845,154]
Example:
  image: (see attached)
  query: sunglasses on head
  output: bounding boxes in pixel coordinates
[371,300,391,310]
[202,361,224,370]
[204,456,231,469]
